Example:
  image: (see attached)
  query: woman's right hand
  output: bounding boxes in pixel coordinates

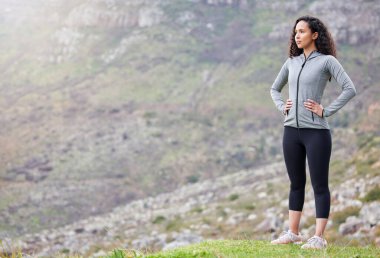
[283,99,292,115]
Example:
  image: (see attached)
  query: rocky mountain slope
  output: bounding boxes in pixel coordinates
[4,155,380,257]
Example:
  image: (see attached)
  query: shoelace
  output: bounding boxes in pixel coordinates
[279,230,297,241]
[307,236,324,246]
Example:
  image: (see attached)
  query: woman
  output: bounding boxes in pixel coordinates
[269,15,357,249]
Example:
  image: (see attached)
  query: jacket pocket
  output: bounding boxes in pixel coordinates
[299,99,315,124]
[284,106,293,123]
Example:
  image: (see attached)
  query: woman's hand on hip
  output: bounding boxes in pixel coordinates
[304,99,324,117]
[283,99,293,115]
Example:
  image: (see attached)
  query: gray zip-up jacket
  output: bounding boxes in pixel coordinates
[270,50,357,130]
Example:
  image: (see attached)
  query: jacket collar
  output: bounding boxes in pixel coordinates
[300,49,322,61]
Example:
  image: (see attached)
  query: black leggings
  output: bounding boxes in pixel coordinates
[282,125,332,219]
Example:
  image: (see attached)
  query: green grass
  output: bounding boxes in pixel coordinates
[4,239,378,258]
[362,186,380,202]
[152,215,167,224]
[102,239,380,258]
[228,194,239,201]
[352,134,380,177]
[331,206,361,227]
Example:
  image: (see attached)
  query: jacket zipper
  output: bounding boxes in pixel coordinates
[296,50,316,128]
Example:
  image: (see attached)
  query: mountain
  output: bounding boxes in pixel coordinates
[0,0,379,253]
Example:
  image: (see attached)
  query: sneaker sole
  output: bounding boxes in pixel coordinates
[301,246,327,249]
[270,241,304,245]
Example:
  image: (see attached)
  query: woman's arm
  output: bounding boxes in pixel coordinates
[270,58,290,115]
[323,55,357,117]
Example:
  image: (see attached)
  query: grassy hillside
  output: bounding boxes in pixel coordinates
[123,239,380,258]
[2,239,379,258]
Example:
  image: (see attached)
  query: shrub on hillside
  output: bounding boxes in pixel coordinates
[362,186,380,202]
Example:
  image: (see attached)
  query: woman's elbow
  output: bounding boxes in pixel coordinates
[345,81,357,97]
[351,86,357,97]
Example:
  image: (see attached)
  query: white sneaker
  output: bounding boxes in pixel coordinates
[301,235,327,249]
[270,229,304,245]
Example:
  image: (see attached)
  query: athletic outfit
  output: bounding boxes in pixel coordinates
[270,50,357,218]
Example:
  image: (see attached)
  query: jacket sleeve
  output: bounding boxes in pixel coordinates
[270,58,289,115]
[323,55,357,117]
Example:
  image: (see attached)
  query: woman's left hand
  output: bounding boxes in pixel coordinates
[304,99,324,117]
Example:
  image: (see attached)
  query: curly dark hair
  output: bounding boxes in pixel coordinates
[288,15,336,81]
[289,15,336,58]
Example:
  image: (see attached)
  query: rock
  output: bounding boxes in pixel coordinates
[302,201,316,217]
[92,250,107,257]
[223,207,232,214]
[339,216,364,235]
[131,236,155,250]
[280,199,288,207]
[226,213,246,225]
[200,224,211,230]
[176,11,195,24]
[138,7,164,27]
[254,214,282,233]
[303,224,316,237]
[359,201,380,226]
[326,220,334,229]
[332,199,363,213]
[308,0,379,45]
[204,0,240,6]
[299,216,308,228]
[162,241,189,250]
[247,213,257,220]
[258,192,267,198]
[162,230,203,251]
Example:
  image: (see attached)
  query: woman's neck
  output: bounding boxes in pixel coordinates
[303,47,318,59]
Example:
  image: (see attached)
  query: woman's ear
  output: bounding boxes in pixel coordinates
[312,32,318,40]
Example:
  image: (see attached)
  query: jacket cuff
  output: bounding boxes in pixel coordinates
[323,108,331,117]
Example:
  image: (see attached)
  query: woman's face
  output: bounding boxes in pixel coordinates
[294,20,318,49]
